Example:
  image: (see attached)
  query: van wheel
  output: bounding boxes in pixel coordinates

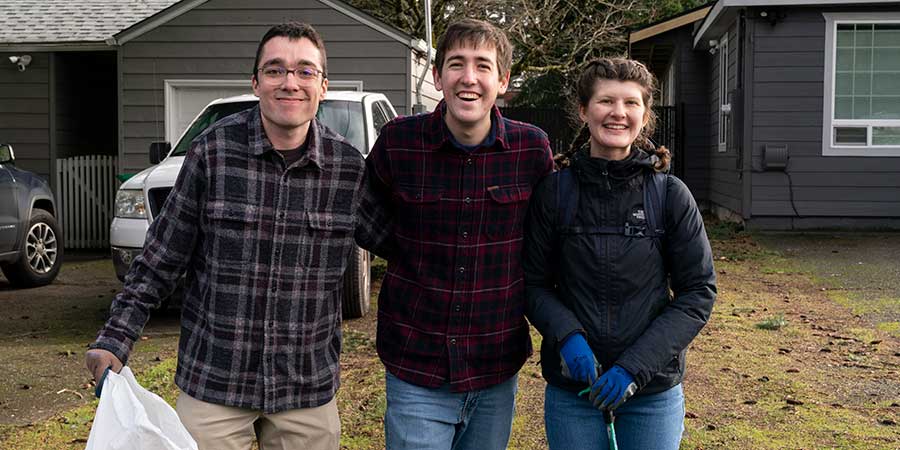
[341,245,371,319]
[2,209,63,287]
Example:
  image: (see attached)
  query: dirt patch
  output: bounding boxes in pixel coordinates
[3,235,900,448]
[0,257,179,427]
[681,231,900,448]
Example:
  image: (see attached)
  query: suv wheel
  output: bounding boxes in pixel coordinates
[2,208,63,287]
[341,245,371,319]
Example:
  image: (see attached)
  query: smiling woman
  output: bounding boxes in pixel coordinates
[524,57,716,450]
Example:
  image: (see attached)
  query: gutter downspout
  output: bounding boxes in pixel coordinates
[413,0,433,114]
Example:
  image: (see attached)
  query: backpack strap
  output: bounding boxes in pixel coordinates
[556,168,578,231]
[642,171,668,238]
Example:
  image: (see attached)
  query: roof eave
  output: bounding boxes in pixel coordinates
[317,0,420,49]
[629,6,712,44]
[694,0,900,48]
[110,0,421,50]
[0,42,114,52]
[111,0,207,46]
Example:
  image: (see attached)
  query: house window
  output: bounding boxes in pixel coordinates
[718,33,730,153]
[824,13,900,156]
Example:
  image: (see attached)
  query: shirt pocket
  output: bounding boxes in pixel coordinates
[485,184,532,240]
[393,185,444,240]
[205,204,260,261]
[306,211,356,282]
[307,210,355,235]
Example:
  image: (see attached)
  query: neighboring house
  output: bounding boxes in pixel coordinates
[630,0,900,230]
[1,0,440,247]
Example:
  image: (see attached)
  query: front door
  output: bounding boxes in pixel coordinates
[0,165,18,253]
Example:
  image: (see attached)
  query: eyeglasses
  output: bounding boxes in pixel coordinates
[257,65,325,84]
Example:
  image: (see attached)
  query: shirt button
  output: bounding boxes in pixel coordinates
[277,212,285,219]
[461,231,468,239]
[454,304,461,312]
[458,266,465,274]
[466,158,473,165]
[270,286,277,293]
[464,197,472,204]
[450,338,457,345]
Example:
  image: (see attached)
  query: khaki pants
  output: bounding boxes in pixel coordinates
[176,390,340,450]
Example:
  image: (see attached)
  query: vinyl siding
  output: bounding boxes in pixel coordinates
[708,23,742,215]
[748,6,900,221]
[119,0,411,173]
[0,52,50,179]
[674,26,711,203]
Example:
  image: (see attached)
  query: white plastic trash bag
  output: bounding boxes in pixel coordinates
[86,366,198,450]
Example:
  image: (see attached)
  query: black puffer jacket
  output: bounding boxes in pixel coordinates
[524,148,716,395]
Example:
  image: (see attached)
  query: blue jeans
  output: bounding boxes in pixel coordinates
[384,371,517,450]
[544,383,685,450]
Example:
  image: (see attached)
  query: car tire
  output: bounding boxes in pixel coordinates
[341,245,371,319]
[2,208,63,288]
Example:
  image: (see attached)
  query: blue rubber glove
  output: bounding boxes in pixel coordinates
[559,333,599,384]
[589,365,637,411]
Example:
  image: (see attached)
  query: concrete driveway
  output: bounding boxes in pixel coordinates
[755,232,900,329]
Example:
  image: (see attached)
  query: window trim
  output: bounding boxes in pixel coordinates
[822,12,900,157]
[328,80,364,91]
[718,33,730,153]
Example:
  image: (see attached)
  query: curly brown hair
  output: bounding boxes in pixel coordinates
[560,58,670,172]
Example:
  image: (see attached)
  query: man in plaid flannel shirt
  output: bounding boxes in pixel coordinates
[355,19,554,450]
[85,23,358,449]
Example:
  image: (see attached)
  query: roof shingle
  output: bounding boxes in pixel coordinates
[0,0,180,44]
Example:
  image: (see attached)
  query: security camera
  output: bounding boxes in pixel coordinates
[8,55,32,72]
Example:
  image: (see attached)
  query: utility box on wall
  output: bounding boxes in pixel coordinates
[763,144,788,171]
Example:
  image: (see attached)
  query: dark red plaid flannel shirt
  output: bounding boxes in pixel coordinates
[356,102,554,392]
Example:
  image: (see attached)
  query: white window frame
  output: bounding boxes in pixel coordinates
[328,80,364,91]
[823,12,900,156]
[718,33,730,153]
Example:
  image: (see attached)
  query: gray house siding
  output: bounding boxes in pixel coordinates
[0,52,50,179]
[708,23,742,215]
[748,6,900,225]
[673,26,711,203]
[119,0,412,173]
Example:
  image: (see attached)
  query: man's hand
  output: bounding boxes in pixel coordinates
[85,349,123,384]
[589,365,637,411]
[559,333,599,384]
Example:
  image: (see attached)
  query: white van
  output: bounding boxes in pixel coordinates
[110,91,397,318]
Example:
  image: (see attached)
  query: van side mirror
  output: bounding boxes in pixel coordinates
[149,142,171,165]
[0,144,14,165]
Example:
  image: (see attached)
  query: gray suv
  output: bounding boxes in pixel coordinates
[0,144,62,287]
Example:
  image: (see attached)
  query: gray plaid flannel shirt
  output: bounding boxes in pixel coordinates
[91,106,365,412]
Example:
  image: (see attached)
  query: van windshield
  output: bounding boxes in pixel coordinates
[170,99,365,157]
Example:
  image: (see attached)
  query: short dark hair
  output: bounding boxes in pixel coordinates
[435,19,512,79]
[253,22,328,81]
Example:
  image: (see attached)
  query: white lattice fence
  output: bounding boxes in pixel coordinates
[55,155,118,249]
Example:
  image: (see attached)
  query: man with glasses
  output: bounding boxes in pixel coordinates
[86,22,362,449]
